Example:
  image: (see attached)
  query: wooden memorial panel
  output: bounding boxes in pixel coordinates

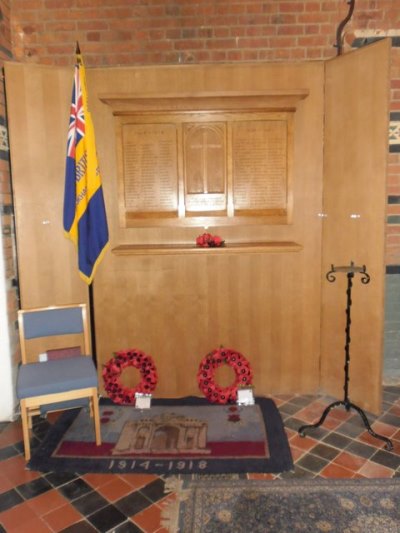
[121,123,179,216]
[232,120,288,214]
[106,96,298,226]
[184,122,227,214]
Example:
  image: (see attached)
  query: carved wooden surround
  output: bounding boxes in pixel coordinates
[101,90,308,228]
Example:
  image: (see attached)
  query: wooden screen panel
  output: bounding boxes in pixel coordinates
[6,60,325,399]
[88,62,325,398]
[321,39,390,414]
[4,62,88,309]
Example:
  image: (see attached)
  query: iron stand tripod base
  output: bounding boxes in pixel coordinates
[298,399,393,451]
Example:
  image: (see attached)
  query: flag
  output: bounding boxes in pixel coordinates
[63,51,109,284]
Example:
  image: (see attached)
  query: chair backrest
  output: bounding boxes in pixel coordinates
[18,304,91,364]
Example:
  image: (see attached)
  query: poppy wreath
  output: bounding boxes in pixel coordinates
[197,348,253,404]
[102,349,158,405]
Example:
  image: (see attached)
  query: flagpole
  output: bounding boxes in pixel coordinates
[63,42,108,369]
[88,283,98,367]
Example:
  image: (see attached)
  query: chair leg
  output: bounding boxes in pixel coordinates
[20,400,31,461]
[91,391,102,446]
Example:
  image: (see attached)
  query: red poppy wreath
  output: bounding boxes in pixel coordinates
[102,349,158,405]
[197,348,253,404]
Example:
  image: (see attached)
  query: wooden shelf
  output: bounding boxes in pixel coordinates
[100,90,309,114]
[112,241,303,256]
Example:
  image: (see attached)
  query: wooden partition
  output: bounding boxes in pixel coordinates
[321,39,390,413]
[5,42,389,410]
[88,62,324,398]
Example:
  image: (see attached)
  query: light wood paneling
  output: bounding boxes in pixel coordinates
[321,39,391,414]
[6,55,388,408]
[4,63,88,309]
[86,62,325,397]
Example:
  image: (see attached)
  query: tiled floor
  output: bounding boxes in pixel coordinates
[0,386,399,532]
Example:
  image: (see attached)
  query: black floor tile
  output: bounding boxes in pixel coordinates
[346,440,376,459]
[278,403,302,416]
[310,443,340,461]
[86,504,128,533]
[139,477,168,503]
[71,490,109,517]
[0,489,24,513]
[45,471,79,487]
[58,478,94,501]
[284,417,309,432]
[379,413,400,426]
[336,421,365,439]
[16,477,52,500]
[114,520,144,533]
[60,520,98,533]
[296,453,330,474]
[298,425,330,440]
[114,491,153,516]
[286,396,315,407]
[322,432,352,450]
[0,445,19,461]
[370,449,400,470]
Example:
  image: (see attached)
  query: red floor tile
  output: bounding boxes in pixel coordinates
[132,501,164,532]
[42,502,84,531]
[0,422,23,448]
[358,460,395,478]
[0,471,15,493]
[119,472,159,490]
[82,472,115,489]
[289,433,318,451]
[96,476,134,501]
[320,463,354,478]
[0,501,38,530]
[333,451,367,472]
[1,455,41,486]
[11,515,53,533]
[26,488,68,516]
[289,446,306,461]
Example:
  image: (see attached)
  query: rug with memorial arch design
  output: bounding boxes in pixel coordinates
[27,397,293,475]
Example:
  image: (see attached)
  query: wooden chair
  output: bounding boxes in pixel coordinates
[16,303,101,460]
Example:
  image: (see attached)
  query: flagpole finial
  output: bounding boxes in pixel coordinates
[76,41,81,55]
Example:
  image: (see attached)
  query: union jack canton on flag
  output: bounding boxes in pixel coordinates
[63,52,109,285]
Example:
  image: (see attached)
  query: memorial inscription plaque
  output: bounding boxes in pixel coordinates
[122,123,178,214]
[115,111,294,225]
[232,120,287,212]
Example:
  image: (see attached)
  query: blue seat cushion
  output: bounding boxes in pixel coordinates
[17,356,98,399]
[39,398,90,415]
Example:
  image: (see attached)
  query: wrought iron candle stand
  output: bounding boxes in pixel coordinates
[298,262,393,451]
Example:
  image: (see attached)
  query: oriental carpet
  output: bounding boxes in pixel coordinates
[163,477,400,532]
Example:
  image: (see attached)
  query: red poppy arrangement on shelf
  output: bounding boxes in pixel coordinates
[196,232,225,247]
[197,347,253,404]
[102,349,158,405]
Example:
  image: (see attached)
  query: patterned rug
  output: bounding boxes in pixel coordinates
[163,477,400,532]
[28,397,293,475]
